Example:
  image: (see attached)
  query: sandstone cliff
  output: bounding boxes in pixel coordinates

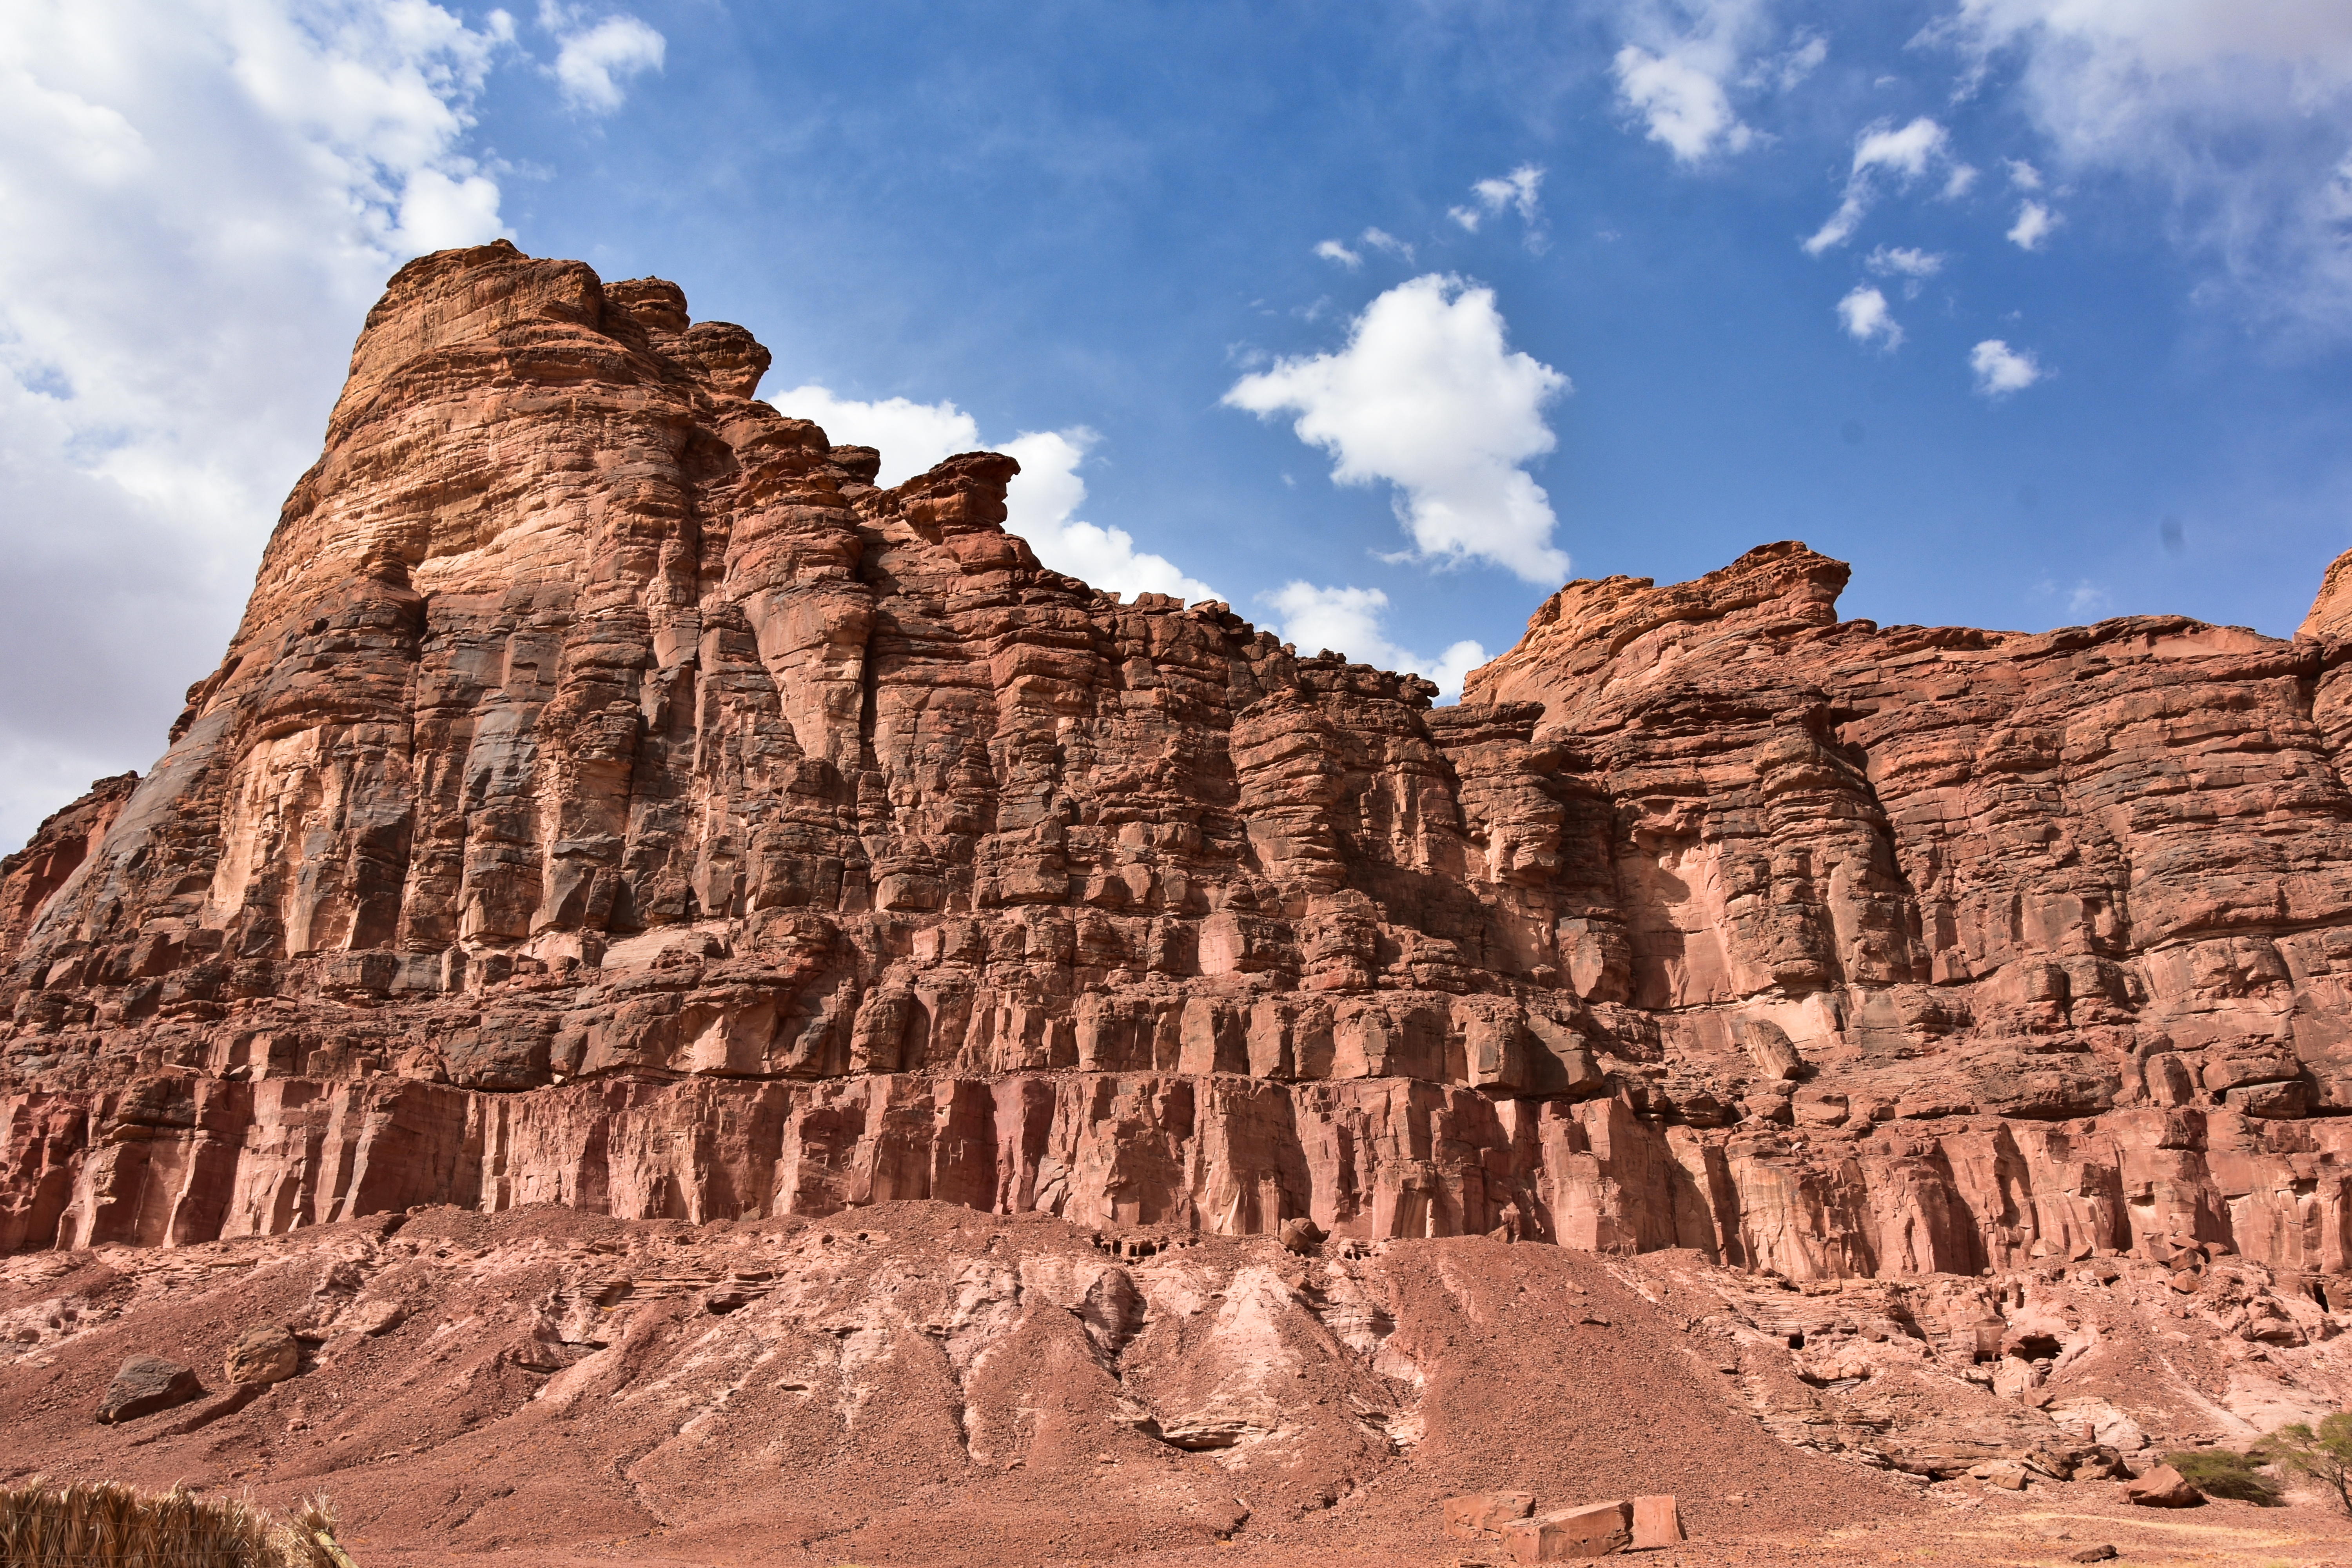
[8,241,2352,1306]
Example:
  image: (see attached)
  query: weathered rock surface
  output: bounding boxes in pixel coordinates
[1503,1498,1630,1559]
[2124,1463,2201,1507]
[93,1352,200,1424]
[1630,1494,1682,1548]
[222,1321,300,1385]
[8,239,2352,1323]
[0,773,137,982]
[1443,1490,1535,1539]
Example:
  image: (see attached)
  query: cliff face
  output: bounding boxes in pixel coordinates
[9,241,2352,1290]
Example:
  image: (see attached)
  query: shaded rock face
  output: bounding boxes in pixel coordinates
[7,241,2352,1293]
[94,1353,200,1424]
[0,773,138,980]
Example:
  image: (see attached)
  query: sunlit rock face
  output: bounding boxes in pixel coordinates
[9,239,2352,1290]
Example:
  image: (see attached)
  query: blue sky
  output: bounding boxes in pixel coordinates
[5,0,2352,844]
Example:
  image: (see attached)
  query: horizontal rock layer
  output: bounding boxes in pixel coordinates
[9,241,2352,1284]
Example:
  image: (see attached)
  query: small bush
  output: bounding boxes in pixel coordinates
[2256,1413,2352,1514]
[0,1477,355,1568]
[2164,1447,2282,1506]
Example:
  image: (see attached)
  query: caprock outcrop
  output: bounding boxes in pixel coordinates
[10,239,2352,1312]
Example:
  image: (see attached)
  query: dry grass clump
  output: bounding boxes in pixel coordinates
[0,1477,355,1568]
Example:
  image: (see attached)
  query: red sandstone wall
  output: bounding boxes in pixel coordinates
[9,241,2352,1286]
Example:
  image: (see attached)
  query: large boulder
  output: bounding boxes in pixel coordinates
[1631,1495,1682,1548]
[2126,1464,2203,1508]
[94,1355,202,1424]
[1278,1217,1325,1255]
[223,1323,302,1385]
[1502,1499,1631,1560]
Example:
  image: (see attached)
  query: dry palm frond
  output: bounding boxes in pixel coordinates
[0,1476,350,1568]
[278,1493,357,1568]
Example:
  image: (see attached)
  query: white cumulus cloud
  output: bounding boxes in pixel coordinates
[1615,45,1751,162]
[998,429,1220,603]
[2008,198,2060,249]
[1970,338,2047,396]
[769,387,1217,603]
[0,0,513,847]
[1315,239,1362,268]
[539,2,664,113]
[1263,582,1487,700]
[1223,274,1571,585]
[1837,285,1904,348]
[770,384,983,484]
[1806,117,1962,254]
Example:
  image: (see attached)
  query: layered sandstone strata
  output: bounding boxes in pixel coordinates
[7,241,2352,1290]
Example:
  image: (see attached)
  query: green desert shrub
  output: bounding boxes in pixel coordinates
[2255,1413,2352,1514]
[2162,1446,2282,1505]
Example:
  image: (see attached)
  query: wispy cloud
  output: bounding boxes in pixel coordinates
[538,2,665,113]
[1611,0,1769,164]
[2067,580,2113,618]
[1315,239,1362,268]
[1805,117,1965,254]
[1864,244,1945,297]
[1763,33,1827,91]
[1449,164,1544,234]
[1940,0,2352,332]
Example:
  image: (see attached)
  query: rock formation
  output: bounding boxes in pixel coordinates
[8,239,2352,1309]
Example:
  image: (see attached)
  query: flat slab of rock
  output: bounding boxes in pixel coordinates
[1504,1499,1630,1561]
[2125,1464,2203,1508]
[95,1355,202,1424]
[1630,1494,1682,1548]
[345,1299,407,1337]
[1444,1492,1536,1540]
